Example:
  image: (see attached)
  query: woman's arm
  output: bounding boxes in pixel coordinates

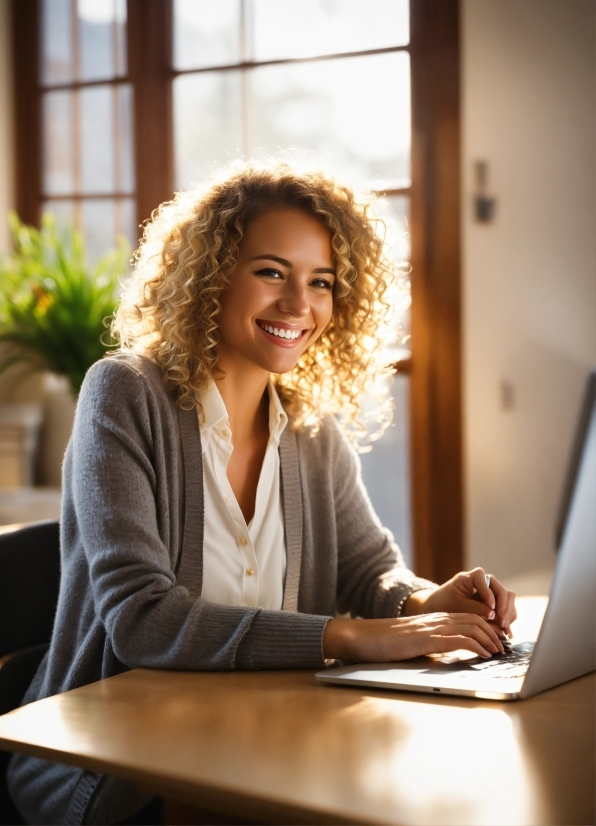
[323,567,516,664]
[319,418,515,662]
[322,610,505,662]
[321,417,436,618]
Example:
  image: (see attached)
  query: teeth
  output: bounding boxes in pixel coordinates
[260,323,301,340]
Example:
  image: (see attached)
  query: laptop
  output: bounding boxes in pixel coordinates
[317,372,596,701]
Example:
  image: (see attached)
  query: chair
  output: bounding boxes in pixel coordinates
[0,520,61,825]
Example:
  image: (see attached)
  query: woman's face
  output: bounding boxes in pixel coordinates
[216,208,335,377]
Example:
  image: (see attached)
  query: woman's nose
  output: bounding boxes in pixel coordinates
[277,280,310,317]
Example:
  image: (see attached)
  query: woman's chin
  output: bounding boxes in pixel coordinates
[218,350,302,377]
[259,355,303,375]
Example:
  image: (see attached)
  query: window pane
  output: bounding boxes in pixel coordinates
[41,0,74,85]
[116,197,137,249]
[375,195,411,359]
[360,374,412,567]
[43,199,135,260]
[115,0,127,75]
[81,86,115,193]
[251,0,409,61]
[43,91,74,195]
[80,199,116,265]
[174,0,241,71]
[116,84,135,193]
[360,375,412,566]
[375,194,410,263]
[249,52,410,188]
[42,199,75,230]
[77,0,126,81]
[174,72,243,189]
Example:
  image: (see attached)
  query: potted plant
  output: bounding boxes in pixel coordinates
[0,212,130,397]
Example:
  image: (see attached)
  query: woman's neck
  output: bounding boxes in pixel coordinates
[214,365,270,446]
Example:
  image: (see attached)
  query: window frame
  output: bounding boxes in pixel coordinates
[11,0,463,582]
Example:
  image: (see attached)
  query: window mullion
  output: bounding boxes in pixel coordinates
[127,0,174,239]
[12,0,42,227]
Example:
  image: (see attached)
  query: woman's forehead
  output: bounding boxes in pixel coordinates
[239,208,333,261]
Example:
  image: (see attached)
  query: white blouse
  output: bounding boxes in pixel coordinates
[198,380,288,609]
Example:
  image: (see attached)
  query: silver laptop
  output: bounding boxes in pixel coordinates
[317,372,596,701]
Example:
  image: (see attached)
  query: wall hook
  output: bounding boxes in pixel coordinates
[474,160,496,223]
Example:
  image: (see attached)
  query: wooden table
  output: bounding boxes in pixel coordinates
[0,598,594,825]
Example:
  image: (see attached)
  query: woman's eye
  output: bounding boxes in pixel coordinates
[256,268,283,279]
[311,278,334,290]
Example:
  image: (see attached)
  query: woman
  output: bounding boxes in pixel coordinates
[9,162,515,825]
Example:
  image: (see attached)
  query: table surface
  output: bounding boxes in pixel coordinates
[0,597,594,826]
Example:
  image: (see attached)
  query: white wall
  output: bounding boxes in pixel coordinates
[461,0,596,584]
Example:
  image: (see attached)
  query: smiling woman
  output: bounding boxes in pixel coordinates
[217,210,335,380]
[7,160,515,826]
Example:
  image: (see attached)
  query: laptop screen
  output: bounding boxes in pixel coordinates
[555,371,596,549]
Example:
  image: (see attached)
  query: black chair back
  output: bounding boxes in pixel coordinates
[0,520,61,657]
[0,520,61,825]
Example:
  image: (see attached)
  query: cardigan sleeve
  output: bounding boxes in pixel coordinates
[68,358,328,672]
[324,417,437,618]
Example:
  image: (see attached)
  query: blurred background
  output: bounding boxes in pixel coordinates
[0,0,594,595]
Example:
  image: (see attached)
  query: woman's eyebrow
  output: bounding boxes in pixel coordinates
[250,254,291,266]
[250,254,335,276]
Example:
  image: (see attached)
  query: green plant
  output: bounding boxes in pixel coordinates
[0,212,130,396]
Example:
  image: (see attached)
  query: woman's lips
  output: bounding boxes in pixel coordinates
[256,320,308,347]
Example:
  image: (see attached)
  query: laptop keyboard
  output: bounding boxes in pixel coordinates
[469,641,536,679]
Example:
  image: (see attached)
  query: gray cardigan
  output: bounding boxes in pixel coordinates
[8,353,434,825]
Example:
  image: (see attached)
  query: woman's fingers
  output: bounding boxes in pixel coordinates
[502,590,517,636]
[455,569,516,634]
[469,568,496,610]
[416,613,504,659]
[443,589,499,624]
[487,575,512,627]
[421,569,518,635]
[431,634,493,659]
[481,575,516,634]
[441,614,504,654]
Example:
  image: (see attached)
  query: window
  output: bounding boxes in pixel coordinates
[39,0,136,262]
[12,0,463,581]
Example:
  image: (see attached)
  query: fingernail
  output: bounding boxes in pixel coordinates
[488,610,495,620]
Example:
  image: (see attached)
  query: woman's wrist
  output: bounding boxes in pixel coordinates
[322,618,355,661]
[402,588,435,616]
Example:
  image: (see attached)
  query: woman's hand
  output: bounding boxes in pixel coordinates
[323,612,505,664]
[404,568,517,636]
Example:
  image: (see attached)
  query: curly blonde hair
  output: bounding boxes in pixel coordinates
[112,160,404,442]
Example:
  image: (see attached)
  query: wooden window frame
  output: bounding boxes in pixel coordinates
[410,0,463,582]
[11,0,463,582]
